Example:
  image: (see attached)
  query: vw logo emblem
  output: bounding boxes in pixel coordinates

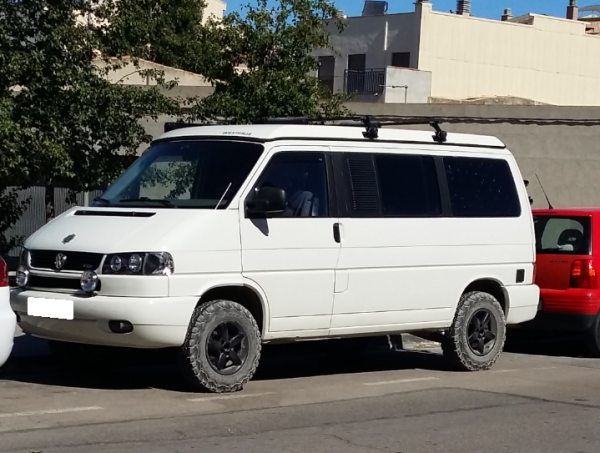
[55,253,67,270]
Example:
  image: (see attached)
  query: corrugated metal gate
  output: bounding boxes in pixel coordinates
[2,187,102,260]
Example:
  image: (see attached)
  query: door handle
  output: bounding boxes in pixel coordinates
[333,223,341,243]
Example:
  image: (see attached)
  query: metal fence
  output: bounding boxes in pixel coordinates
[2,186,102,261]
[344,69,386,95]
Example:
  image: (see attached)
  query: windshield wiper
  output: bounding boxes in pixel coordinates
[93,197,112,206]
[119,197,177,208]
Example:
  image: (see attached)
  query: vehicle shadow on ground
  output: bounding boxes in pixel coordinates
[504,328,592,358]
[3,337,449,393]
[4,331,596,393]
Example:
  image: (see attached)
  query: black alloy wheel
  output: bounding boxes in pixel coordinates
[467,308,498,356]
[442,291,506,371]
[206,321,249,375]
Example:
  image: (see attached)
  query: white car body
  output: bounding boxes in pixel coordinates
[10,123,539,351]
[0,259,16,367]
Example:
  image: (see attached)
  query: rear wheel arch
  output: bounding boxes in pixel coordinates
[462,279,508,316]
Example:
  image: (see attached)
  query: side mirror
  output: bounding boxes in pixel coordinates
[246,187,287,214]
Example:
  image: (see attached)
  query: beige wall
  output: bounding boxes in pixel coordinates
[93,59,211,86]
[383,67,431,103]
[418,3,600,106]
[203,0,227,23]
[76,0,227,28]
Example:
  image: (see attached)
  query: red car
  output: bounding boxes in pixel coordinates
[529,208,600,355]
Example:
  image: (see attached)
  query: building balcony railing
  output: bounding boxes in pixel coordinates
[344,68,385,95]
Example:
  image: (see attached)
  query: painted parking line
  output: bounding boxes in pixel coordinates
[188,392,276,403]
[0,406,103,419]
[363,377,439,386]
[492,366,558,373]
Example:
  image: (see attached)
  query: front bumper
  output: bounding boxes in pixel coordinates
[10,289,198,349]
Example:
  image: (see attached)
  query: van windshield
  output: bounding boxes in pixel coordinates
[534,215,592,255]
[96,140,264,209]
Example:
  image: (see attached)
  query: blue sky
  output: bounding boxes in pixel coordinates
[332,0,569,20]
[230,0,571,20]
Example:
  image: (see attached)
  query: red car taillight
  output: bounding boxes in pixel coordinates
[570,260,598,289]
[0,258,7,288]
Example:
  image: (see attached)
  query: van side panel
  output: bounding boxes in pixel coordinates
[329,145,536,333]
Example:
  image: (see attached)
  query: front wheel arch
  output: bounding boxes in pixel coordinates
[197,284,267,336]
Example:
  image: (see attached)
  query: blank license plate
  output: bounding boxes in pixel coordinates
[27,297,74,320]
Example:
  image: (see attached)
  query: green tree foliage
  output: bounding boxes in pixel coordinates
[0,0,180,254]
[97,0,353,124]
[94,0,209,74]
[0,0,353,252]
[193,0,352,123]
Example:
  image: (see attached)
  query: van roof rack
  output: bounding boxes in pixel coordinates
[260,116,448,143]
[164,116,448,144]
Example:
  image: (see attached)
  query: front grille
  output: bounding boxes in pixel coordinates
[30,250,103,271]
[29,275,81,291]
[28,275,102,293]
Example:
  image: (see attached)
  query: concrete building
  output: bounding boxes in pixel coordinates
[315,0,600,106]
[77,0,227,26]
[203,0,227,23]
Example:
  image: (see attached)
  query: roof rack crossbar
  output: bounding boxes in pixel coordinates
[163,116,448,144]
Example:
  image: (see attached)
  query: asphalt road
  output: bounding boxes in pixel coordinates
[1,332,600,453]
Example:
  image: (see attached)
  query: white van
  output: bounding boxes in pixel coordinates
[10,119,539,392]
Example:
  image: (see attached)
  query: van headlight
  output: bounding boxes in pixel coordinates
[102,252,174,275]
[19,247,29,267]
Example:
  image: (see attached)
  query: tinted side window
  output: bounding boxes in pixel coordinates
[444,157,521,218]
[375,154,441,217]
[534,215,591,255]
[254,152,329,218]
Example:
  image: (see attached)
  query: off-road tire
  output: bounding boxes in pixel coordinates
[442,291,506,371]
[178,299,261,393]
[584,313,600,358]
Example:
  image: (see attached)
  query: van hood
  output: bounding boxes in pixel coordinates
[24,206,230,254]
